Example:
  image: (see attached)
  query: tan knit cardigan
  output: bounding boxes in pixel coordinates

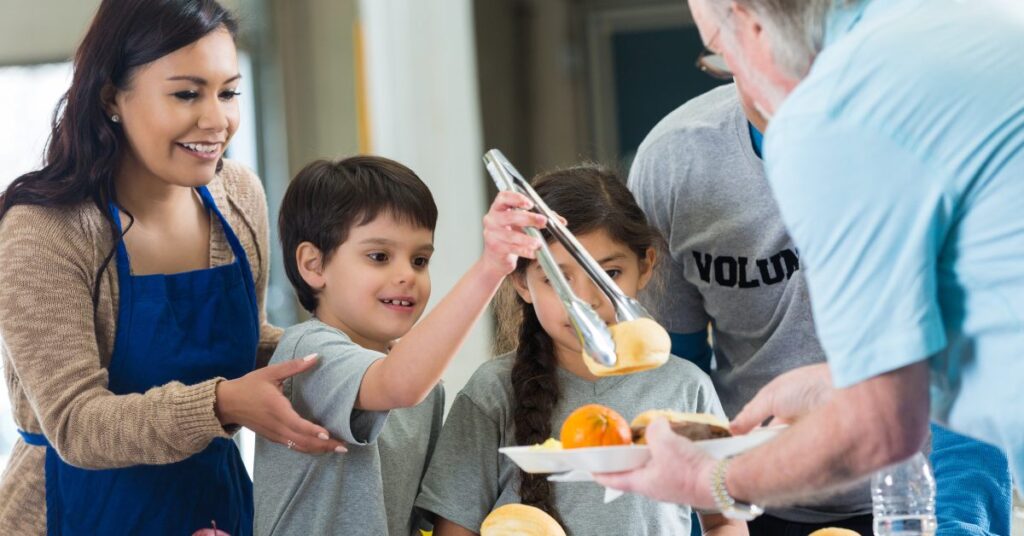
[0,160,283,534]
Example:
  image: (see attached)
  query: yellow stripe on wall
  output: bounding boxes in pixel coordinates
[354,20,372,154]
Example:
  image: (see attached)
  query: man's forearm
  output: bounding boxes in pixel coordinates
[727,363,931,506]
[727,395,876,506]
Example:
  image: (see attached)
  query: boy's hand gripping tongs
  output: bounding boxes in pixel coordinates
[484,149,657,367]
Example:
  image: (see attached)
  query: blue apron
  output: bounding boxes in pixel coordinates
[19,186,259,535]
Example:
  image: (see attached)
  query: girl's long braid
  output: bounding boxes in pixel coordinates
[510,304,566,530]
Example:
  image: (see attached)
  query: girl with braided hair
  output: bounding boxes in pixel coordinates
[415,165,747,535]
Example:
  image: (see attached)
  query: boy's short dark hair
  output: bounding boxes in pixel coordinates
[279,155,438,313]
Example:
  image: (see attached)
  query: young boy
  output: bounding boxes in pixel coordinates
[253,156,545,536]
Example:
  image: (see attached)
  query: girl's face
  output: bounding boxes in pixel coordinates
[109,27,240,189]
[512,228,656,363]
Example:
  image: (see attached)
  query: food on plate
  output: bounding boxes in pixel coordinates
[529,438,563,451]
[559,404,632,449]
[629,410,731,444]
[807,529,861,536]
[480,504,567,536]
[582,317,670,376]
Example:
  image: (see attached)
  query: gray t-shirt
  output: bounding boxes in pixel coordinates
[254,319,445,536]
[415,355,724,536]
[628,84,871,523]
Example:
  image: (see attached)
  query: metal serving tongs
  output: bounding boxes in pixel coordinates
[483,150,616,366]
[484,149,656,366]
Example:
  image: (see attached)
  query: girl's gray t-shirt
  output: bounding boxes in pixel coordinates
[415,355,724,535]
[254,319,444,536]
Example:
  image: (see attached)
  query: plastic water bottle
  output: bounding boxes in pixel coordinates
[871,452,937,535]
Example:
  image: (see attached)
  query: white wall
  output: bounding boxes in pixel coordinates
[0,0,99,64]
[0,0,243,65]
[358,0,491,410]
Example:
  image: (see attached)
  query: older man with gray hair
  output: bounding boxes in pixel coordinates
[597,0,1024,521]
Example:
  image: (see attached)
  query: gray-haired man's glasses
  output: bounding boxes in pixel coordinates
[697,49,734,80]
[696,15,734,80]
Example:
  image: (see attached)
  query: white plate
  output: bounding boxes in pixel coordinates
[499,425,786,475]
[498,445,649,475]
[696,425,786,460]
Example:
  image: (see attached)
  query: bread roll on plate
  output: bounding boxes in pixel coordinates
[630,410,731,443]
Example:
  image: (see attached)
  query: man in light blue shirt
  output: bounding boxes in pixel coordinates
[596,0,1024,518]
[630,82,1013,534]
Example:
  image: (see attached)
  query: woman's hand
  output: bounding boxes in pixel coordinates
[480,191,547,278]
[215,354,348,454]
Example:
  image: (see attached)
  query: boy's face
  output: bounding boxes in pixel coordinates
[314,213,434,350]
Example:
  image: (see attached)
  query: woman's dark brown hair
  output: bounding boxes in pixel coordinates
[497,165,663,528]
[0,0,238,309]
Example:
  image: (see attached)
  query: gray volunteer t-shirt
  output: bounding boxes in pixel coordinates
[628,84,871,523]
[254,319,444,536]
[415,355,724,536]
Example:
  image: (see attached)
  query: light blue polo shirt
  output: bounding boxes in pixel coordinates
[763,0,1024,484]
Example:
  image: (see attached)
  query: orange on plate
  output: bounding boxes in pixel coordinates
[559,404,631,449]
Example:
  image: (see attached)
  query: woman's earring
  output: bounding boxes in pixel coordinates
[110,114,120,123]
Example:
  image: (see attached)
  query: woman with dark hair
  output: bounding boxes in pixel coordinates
[0,1,344,533]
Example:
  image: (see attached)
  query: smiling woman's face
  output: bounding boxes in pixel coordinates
[109,26,240,188]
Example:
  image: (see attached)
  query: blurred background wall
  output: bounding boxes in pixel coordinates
[0,0,725,418]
